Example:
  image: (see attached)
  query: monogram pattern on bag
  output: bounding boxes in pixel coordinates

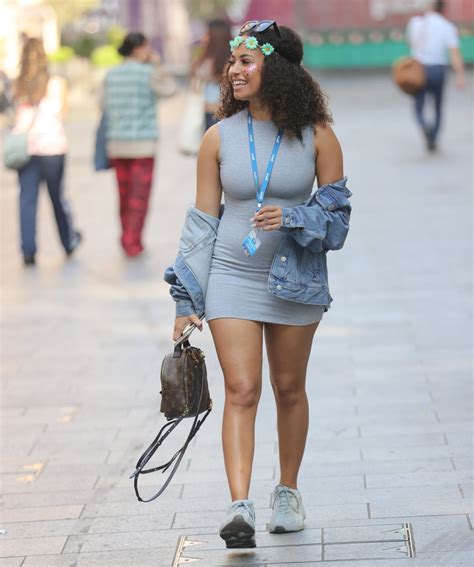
[160,346,212,420]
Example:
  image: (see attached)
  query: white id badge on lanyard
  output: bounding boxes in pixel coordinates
[241,112,283,258]
[242,229,262,257]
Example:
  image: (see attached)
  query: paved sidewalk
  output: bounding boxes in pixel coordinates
[0,73,473,567]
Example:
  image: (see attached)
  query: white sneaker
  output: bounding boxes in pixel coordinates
[268,484,306,533]
[219,499,256,548]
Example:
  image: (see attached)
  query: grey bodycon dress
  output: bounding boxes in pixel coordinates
[205,110,325,325]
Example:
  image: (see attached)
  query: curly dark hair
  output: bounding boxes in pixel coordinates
[217,25,332,139]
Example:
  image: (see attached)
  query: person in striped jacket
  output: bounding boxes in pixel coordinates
[104,32,175,257]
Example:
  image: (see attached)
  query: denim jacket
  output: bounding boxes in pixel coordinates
[164,177,351,317]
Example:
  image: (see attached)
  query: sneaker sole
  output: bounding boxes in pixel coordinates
[220,515,256,549]
[269,524,304,534]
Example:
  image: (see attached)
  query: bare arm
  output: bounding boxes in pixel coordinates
[314,124,344,186]
[195,124,222,216]
[449,47,465,88]
[190,57,202,79]
[48,76,68,119]
[173,124,222,340]
[149,61,177,98]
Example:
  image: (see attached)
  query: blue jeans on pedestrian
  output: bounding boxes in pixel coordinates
[18,155,77,257]
[414,64,446,145]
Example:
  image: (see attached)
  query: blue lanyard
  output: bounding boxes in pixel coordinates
[247,112,283,210]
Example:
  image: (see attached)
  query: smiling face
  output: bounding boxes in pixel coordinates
[227,41,265,101]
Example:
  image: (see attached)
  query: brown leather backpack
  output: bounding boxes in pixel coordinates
[392,57,426,95]
[131,330,212,502]
[160,342,211,419]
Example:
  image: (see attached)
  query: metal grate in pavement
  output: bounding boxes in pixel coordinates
[171,522,415,565]
[173,536,207,565]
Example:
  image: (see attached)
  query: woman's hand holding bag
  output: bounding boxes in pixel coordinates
[130,314,210,503]
[173,313,203,341]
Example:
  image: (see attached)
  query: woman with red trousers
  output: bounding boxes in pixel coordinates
[104,32,174,257]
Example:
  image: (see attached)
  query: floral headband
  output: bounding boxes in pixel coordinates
[229,35,275,56]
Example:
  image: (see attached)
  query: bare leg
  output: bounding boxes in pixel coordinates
[264,322,319,489]
[209,318,263,501]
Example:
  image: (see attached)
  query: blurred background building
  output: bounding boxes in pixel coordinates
[112,0,474,69]
[0,0,60,77]
[0,0,472,86]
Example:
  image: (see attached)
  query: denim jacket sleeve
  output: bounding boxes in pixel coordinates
[164,207,220,318]
[163,266,196,317]
[279,177,352,253]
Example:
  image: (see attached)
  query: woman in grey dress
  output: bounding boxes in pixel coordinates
[173,22,346,548]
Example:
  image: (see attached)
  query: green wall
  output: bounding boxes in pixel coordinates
[303,36,474,68]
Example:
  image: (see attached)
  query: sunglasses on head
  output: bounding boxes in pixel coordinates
[239,20,281,37]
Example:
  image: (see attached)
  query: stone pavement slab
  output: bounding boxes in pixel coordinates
[0,559,25,567]
[21,548,176,567]
[1,70,473,566]
[3,505,84,524]
[0,536,67,558]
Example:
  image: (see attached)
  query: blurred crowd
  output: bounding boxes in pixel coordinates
[1,2,466,267]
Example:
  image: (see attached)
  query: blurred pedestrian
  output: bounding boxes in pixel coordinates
[166,22,351,548]
[0,71,13,117]
[191,19,232,130]
[11,37,81,266]
[406,0,465,151]
[103,32,175,257]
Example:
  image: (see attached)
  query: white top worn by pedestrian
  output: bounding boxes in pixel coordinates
[14,77,68,156]
[407,11,459,65]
